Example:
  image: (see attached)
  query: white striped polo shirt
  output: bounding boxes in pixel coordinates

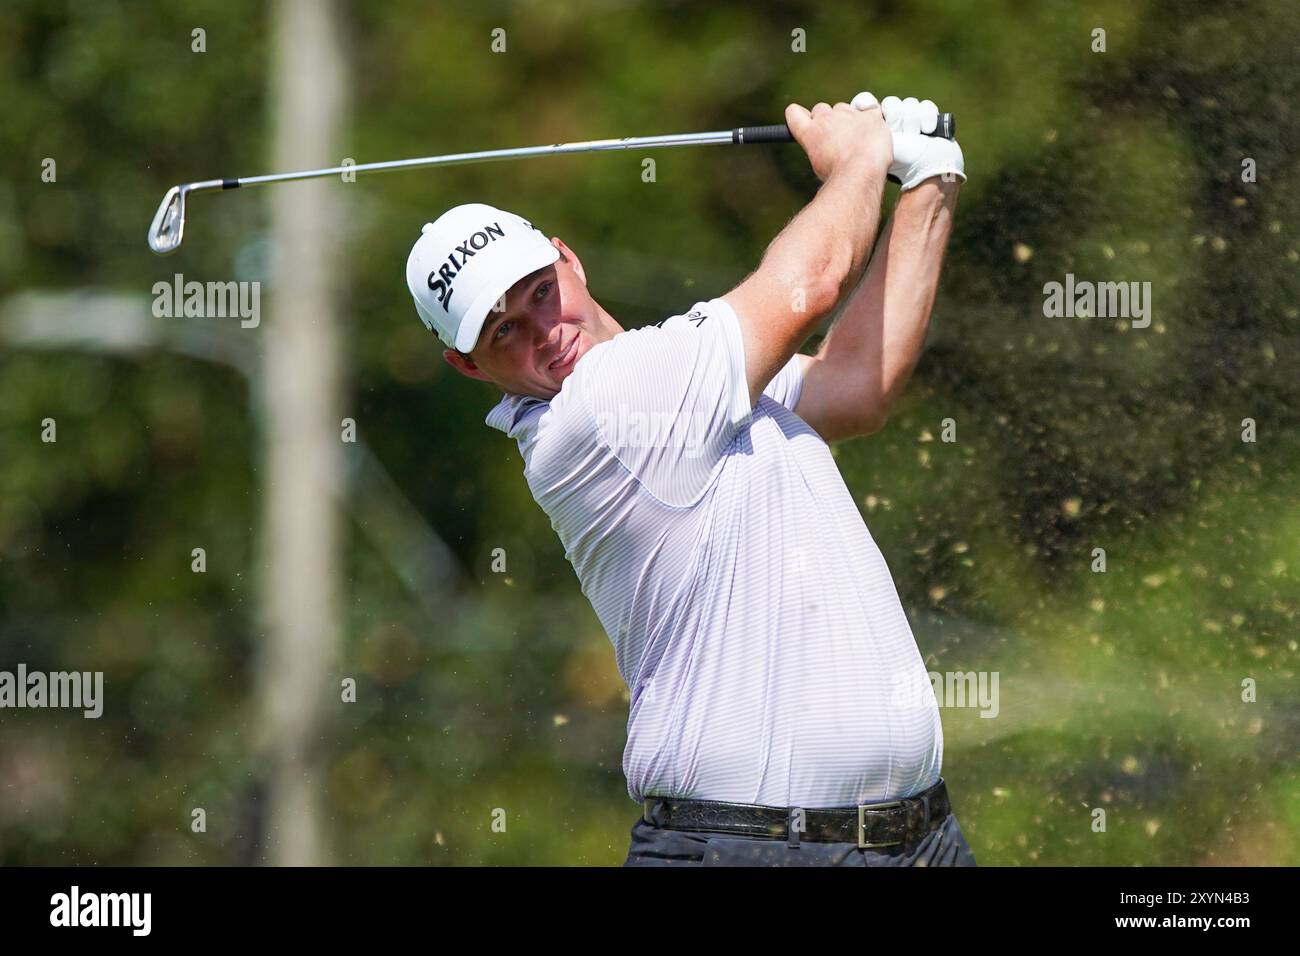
[485,297,942,807]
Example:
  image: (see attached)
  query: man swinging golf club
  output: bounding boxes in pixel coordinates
[406,91,974,866]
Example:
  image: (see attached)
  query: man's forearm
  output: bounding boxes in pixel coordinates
[815,178,959,419]
[757,161,889,314]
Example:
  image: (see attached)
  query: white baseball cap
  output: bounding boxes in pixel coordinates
[405,203,561,352]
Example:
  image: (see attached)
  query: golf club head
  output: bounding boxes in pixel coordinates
[148,185,186,255]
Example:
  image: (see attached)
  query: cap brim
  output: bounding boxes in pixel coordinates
[453,243,563,353]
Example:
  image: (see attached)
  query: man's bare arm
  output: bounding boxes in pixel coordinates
[794,177,960,442]
[722,100,893,407]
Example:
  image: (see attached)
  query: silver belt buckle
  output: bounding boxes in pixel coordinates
[857,798,905,849]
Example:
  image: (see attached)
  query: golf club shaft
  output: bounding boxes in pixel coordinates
[148,112,955,254]
[229,131,735,190]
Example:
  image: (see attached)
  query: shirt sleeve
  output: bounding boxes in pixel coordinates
[572,297,752,506]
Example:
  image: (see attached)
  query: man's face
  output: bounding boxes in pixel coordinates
[445,238,620,400]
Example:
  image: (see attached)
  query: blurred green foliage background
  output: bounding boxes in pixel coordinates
[0,0,1296,865]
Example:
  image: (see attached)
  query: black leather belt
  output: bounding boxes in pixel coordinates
[643,777,950,850]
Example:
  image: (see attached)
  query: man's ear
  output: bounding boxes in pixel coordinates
[551,237,587,287]
[444,348,493,383]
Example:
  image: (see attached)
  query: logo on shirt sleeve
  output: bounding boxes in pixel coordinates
[654,309,709,330]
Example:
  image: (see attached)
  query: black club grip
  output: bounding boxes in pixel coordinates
[733,124,796,144]
[733,112,956,144]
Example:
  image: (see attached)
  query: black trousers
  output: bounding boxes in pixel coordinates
[623,806,978,866]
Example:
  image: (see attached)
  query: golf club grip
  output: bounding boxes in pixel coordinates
[736,112,956,144]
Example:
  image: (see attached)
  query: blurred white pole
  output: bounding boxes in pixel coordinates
[256,0,348,866]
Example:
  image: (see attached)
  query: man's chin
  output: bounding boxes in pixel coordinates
[543,365,575,396]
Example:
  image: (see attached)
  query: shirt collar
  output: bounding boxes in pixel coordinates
[485,391,547,437]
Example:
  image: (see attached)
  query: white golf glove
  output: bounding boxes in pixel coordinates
[852,91,965,190]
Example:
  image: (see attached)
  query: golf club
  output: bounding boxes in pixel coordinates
[147,111,955,255]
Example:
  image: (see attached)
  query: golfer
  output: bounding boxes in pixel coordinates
[406,92,974,866]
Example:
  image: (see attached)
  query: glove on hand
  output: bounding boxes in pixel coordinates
[852,91,965,190]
